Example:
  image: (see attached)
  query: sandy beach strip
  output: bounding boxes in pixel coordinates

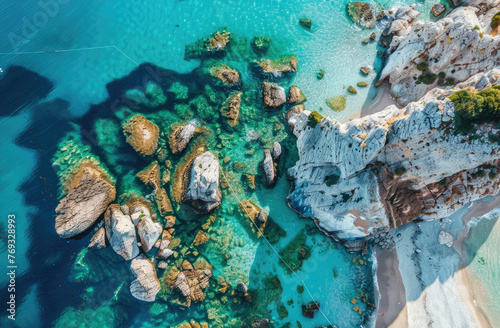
[375,248,407,328]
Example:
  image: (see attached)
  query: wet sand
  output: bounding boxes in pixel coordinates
[375,248,407,328]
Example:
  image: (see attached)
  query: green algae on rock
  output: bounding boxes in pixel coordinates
[251,36,271,54]
[220,91,242,127]
[251,55,298,78]
[357,81,368,87]
[346,1,379,29]
[238,200,268,237]
[325,95,347,112]
[201,59,241,88]
[288,86,307,104]
[125,82,167,108]
[279,231,311,274]
[122,114,160,156]
[299,17,312,29]
[307,111,324,128]
[348,86,358,94]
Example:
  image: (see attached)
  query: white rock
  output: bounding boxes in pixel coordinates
[183,151,221,213]
[438,231,454,247]
[105,204,140,260]
[130,254,161,302]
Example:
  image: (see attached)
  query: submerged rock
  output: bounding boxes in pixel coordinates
[251,55,298,79]
[299,18,312,29]
[122,114,159,156]
[156,230,173,260]
[273,142,282,163]
[55,164,116,238]
[251,36,271,54]
[251,319,270,328]
[288,86,307,104]
[105,204,139,261]
[173,260,212,306]
[183,151,221,213]
[237,282,248,293]
[169,123,196,154]
[136,161,161,189]
[302,301,320,318]
[220,91,242,127]
[262,82,286,108]
[325,96,346,112]
[130,254,161,302]
[347,1,379,28]
[438,231,453,247]
[185,30,231,60]
[202,60,241,87]
[238,200,268,236]
[88,227,107,250]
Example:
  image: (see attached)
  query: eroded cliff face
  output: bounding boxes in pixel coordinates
[379,0,500,106]
[287,69,500,250]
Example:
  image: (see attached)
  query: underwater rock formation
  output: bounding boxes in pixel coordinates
[105,204,140,260]
[262,82,286,108]
[202,60,241,87]
[262,149,277,187]
[287,69,500,250]
[169,123,196,154]
[238,200,268,237]
[220,91,241,127]
[122,114,160,156]
[136,161,161,189]
[156,230,173,260]
[288,86,307,104]
[172,260,212,307]
[347,1,380,28]
[130,254,161,302]
[251,55,298,79]
[55,163,116,238]
[183,151,221,213]
[185,30,231,60]
[379,1,500,105]
[251,36,271,54]
[88,227,107,250]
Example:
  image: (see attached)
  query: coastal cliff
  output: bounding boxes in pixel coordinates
[379,0,500,106]
[287,69,500,250]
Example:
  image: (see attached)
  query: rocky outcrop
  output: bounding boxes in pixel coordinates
[156,230,173,260]
[130,254,161,302]
[172,260,212,307]
[220,92,241,127]
[202,60,240,87]
[262,82,286,108]
[379,2,500,106]
[251,36,271,54]
[185,30,231,60]
[55,164,116,238]
[287,69,500,249]
[183,151,221,213]
[169,123,196,154]
[135,207,162,253]
[122,114,159,156]
[88,227,107,250]
[105,204,139,260]
[288,86,307,104]
[252,55,298,79]
[347,1,380,28]
[431,4,446,17]
[136,161,161,189]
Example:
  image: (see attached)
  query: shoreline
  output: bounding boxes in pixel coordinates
[453,195,500,328]
[350,81,400,121]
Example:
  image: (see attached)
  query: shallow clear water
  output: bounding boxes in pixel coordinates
[0,1,460,327]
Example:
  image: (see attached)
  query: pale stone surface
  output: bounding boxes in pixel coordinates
[183,151,221,213]
[438,231,453,247]
[130,254,161,302]
[88,227,107,250]
[105,204,140,260]
[380,1,500,105]
[55,166,116,238]
[287,69,500,247]
[169,123,196,154]
[262,149,276,187]
[262,82,286,108]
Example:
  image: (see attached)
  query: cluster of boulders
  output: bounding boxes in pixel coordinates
[261,142,282,187]
[185,30,231,60]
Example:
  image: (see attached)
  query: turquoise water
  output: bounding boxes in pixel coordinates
[0,1,454,327]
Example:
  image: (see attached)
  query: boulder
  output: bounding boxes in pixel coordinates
[156,230,173,260]
[136,211,162,253]
[347,2,379,28]
[172,260,212,306]
[220,92,242,127]
[272,142,282,163]
[183,151,221,213]
[237,282,248,293]
[88,227,107,250]
[251,319,270,328]
[136,161,161,189]
[300,18,312,29]
[169,123,196,154]
[302,301,320,318]
[238,200,268,236]
[130,254,161,302]
[202,60,240,87]
[122,114,159,156]
[262,82,286,108]
[288,86,307,104]
[262,149,277,187]
[105,204,139,260]
[360,65,373,75]
[431,4,446,17]
[55,164,116,238]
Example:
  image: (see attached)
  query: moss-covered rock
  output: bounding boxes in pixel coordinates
[185,30,231,60]
[251,55,298,79]
[325,95,346,112]
[122,114,160,156]
[251,36,271,54]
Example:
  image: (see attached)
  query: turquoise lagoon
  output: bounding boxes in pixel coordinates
[0,1,459,328]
